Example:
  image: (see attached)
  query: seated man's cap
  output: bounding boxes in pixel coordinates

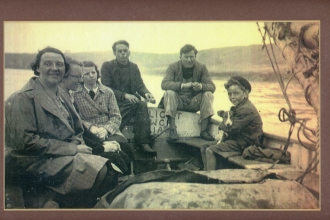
[231,76,251,92]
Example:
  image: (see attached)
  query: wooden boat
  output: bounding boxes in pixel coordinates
[92,107,319,209]
[4,21,320,210]
[5,107,320,209]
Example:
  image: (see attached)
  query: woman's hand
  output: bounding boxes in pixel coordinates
[97,128,108,140]
[76,144,93,154]
[103,141,121,153]
[90,126,108,140]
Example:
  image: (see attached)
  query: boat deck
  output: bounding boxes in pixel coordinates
[176,137,293,170]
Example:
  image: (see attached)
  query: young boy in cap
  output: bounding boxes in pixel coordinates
[201,76,263,171]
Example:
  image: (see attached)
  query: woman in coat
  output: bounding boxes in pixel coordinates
[5,47,117,208]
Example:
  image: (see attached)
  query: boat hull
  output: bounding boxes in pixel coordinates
[103,179,319,209]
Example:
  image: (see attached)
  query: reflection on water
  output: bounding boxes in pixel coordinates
[5,69,317,138]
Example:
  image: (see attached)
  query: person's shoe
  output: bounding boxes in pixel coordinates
[141,144,156,153]
[167,128,179,142]
[200,131,215,141]
[42,200,59,209]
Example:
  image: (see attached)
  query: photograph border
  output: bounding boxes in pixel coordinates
[1,0,329,219]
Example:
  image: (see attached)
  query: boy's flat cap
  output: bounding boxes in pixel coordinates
[231,76,251,92]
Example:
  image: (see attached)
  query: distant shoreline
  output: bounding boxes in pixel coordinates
[5,67,294,83]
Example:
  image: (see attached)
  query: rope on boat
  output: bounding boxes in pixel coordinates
[256,22,319,175]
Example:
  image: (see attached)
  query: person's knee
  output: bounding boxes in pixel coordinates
[202,91,214,99]
[94,165,107,188]
[133,100,148,110]
[164,90,177,99]
[205,148,214,157]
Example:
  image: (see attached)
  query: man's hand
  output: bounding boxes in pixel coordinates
[145,93,156,104]
[103,141,121,153]
[192,82,202,91]
[181,82,192,89]
[76,144,93,154]
[125,94,140,103]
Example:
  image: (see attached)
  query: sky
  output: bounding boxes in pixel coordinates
[4,21,264,54]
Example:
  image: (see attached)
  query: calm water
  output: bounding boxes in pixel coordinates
[5,69,317,138]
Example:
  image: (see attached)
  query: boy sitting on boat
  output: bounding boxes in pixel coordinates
[201,76,263,171]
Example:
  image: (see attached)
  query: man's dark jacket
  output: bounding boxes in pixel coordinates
[101,60,150,101]
[158,60,216,108]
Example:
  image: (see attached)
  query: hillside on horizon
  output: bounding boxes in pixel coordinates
[5,44,287,81]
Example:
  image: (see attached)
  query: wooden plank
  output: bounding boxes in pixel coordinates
[195,169,270,183]
[217,151,242,159]
[176,137,217,149]
[228,155,292,170]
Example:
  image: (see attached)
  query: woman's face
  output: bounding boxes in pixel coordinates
[83,66,98,86]
[227,85,248,106]
[37,52,65,87]
[64,64,83,91]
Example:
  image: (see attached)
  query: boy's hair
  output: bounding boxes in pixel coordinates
[224,76,251,93]
[180,44,198,57]
[112,40,130,52]
[83,61,100,79]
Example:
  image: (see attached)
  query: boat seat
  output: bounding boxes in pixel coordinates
[174,138,293,170]
[5,150,25,208]
[227,155,292,170]
[175,137,217,149]
[216,151,242,159]
[5,150,58,209]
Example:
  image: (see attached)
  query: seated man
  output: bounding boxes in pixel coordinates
[159,44,216,141]
[101,40,156,153]
[73,61,134,173]
[5,47,117,208]
[59,58,132,173]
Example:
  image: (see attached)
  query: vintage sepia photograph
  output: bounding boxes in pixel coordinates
[3,21,320,210]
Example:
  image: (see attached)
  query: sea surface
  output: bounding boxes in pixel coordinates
[4,68,317,139]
